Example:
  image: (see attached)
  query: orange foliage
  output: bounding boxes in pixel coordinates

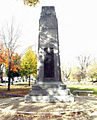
[0,49,6,65]
[0,49,21,72]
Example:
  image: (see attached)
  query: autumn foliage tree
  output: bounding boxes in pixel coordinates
[0,19,21,90]
[21,47,37,86]
[5,51,21,84]
[0,49,21,83]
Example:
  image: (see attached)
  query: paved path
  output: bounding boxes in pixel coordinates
[0,96,97,120]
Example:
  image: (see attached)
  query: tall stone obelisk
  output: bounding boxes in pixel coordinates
[37,6,61,83]
[25,6,74,102]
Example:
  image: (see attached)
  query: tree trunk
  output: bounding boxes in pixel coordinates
[8,58,11,91]
[0,76,3,83]
[11,77,14,85]
[8,74,11,91]
[92,78,94,85]
[28,76,30,86]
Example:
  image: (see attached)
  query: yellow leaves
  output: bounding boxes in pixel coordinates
[24,0,39,7]
[21,47,37,77]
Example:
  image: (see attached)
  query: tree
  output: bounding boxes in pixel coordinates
[0,49,6,66]
[87,61,97,83]
[5,52,21,84]
[61,65,72,81]
[77,55,91,80]
[71,67,84,82]
[0,66,3,83]
[0,20,21,90]
[24,0,39,6]
[0,49,21,84]
[21,47,37,86]
[6,70,21,85]
[0,49,6,82]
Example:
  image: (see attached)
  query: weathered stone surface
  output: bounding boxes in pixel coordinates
[25,95,74,103]
[25,82,74,102]
[25,6,74,103]
[37,6,61,83]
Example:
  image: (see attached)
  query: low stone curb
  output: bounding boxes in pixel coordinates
[0,107,96,116]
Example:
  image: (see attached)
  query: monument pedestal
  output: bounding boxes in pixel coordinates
[25,82,74,102]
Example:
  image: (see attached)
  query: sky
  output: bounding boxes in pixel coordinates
[0,0,97,66]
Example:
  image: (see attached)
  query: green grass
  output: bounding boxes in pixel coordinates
[15,82,35,86]
[68,86,97,96]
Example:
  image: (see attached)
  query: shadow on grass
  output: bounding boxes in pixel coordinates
[68,87,97,96]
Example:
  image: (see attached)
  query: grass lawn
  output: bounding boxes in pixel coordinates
[0,82,97,98]
[68,86,97,96]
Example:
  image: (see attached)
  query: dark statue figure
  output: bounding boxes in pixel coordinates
[44,47,54,78]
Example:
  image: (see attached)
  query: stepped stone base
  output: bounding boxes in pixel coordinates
[25,82,74,103]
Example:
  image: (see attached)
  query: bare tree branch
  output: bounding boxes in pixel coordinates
[77,54,92,79]
[0,19,22,91]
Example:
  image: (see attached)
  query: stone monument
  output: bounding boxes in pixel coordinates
[25,6,74,102]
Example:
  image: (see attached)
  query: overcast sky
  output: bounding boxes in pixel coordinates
[0,0,97,66]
